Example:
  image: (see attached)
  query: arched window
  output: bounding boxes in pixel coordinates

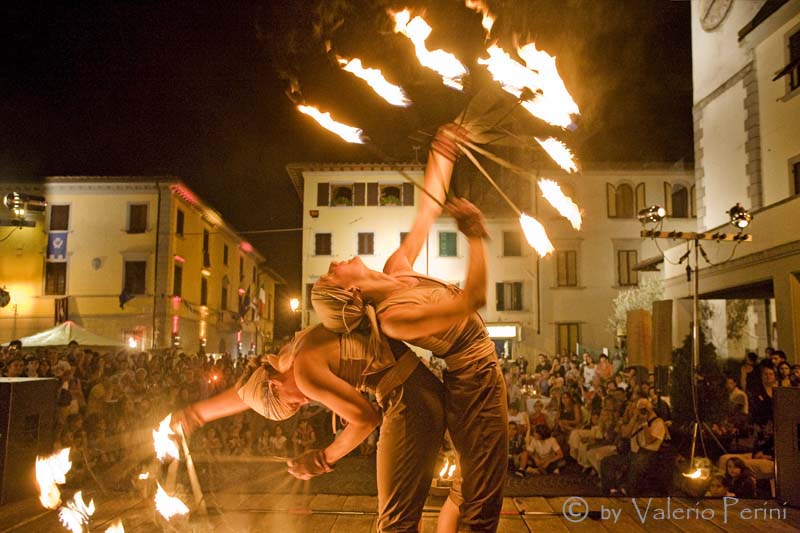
[615,184,635,218]
[380,185,402,206]
[671,184,689,218]
[332,185,353,206]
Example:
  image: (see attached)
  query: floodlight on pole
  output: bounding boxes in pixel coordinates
[637,205,666,224]
[727,203,752,229]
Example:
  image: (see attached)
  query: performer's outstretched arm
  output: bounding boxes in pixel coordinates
[170,386,249,436]
[380,198,488,339]
[384,124,468,275]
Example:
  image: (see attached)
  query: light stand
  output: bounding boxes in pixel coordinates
[641,218,752,478]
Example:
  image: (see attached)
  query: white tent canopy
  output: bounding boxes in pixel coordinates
[5,321,125,348]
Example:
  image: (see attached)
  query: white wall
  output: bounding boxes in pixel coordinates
[691,0,763,103]
[756,12,800,206]
[700,85,750,229]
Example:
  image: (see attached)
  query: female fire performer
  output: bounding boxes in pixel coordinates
[311,124,507,532]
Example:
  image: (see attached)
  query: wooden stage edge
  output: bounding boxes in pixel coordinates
[1,494,798,532]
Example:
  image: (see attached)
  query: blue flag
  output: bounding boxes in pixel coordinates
[47,232,68,260]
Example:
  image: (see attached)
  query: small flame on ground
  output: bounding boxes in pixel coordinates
[438,458,449,478]
[464,0,494,35]
[535,137,578,173]
[538,179,582,230]
[36,448,72,509]
[447,464,456,478]
[519,214,554,257]
[479,43,579,129]
[683,468,703,479]
[153,415,180,462]
[155,482,190,520]
[297,105,365,144]
[105,519,125,533]
[392,10,467,91]
[138,472,150,480]
[58,491,95,533]
[337,57,411,107]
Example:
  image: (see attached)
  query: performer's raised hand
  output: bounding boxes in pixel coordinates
[287,449,335,480]
[169,405,205,438]
[447,197,489,239]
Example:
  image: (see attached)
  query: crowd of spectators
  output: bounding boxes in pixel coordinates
[1,338,795,497]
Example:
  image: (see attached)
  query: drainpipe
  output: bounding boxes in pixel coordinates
[151,183,162,350]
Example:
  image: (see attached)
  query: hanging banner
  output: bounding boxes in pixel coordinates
[47,231,68,260]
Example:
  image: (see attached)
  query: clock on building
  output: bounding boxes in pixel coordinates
[698,0,733,31]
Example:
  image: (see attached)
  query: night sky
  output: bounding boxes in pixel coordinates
[1,0,693,318]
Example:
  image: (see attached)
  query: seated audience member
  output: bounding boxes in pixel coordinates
[723,457,756,498]
[291,418,316,455]
[537,369,551,397]
[705,474,733,498]
[595,354,613,382]
[508,422,525,474]
[520,424,564,475]
[776,361,792,387]
[791,364,800,387]
[508,404,529,431]
[534,354,550,374]
[600,398,666,496]
[529,400,548,428]
[269,426,288,456]
[3,355,23,377]
[23,354,40,377]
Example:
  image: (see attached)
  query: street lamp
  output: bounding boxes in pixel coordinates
[640,204,753,479]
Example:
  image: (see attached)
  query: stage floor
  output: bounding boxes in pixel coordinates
[1,493,798,532]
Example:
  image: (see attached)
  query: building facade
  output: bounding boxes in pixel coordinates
[288,162,695,361]
[0,177,282,354]
[659,0,800,361]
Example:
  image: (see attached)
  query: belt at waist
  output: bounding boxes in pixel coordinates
[370,350,420,406]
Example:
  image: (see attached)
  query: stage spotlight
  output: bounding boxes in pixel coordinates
[728,203,752,229]
[637,205,666,224]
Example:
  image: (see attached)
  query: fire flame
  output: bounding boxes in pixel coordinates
[438,458,449,478]
[337,57,411,107]
[447,463,456,478]
[297,105,365,144]
[464,0,494,35]
[105,520,125,533]
[538,179,582,230]
[479,44,579,129]
[535,137,578,173]
[519,214,554,257]
[392,10,467,91]
[58,491,95,533]
[153,414,180,463]
[138,472,150,480]
[35,448,72,509]
[155,482,190,520]
[683,468,703,479]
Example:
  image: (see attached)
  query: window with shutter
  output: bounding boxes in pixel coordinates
[358,232,374,254]
[556,323,580,356]
[556,251,577,287]
[439,232,457,256]
[128,204,148,233]
[402,182,415,206]
[606,183,617,218]
[367,183,379,206]
[496,282,523,311]
[315,233,332,255]
[173,264,183,296]
[617,250,639,286]
[50,205,70,231]
[503,231,522,257]
[671,184,689,218]
[45,262,67,295]
[124,261,147,294]
[353,183,366,205]
[635,183,646,213]
[317,183,330,206]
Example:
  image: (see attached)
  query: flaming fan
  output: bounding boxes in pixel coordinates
[292,2,584,255]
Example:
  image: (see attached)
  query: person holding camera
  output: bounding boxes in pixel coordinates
[600,398,667,496]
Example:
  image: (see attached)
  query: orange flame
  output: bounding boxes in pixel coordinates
[105,519,125,533]
[35,448,72,509]
[153,414,180,463]
[479,43,579,129]
[297,105,365,144]
[447,463,456,478]
[155,482,190,520]
[58,491,95,533]
[392,10,467,90]
[337,57,411,107]
[519,214,554,256]
[538,179,582,230]
[464,0,494,35]
[138,472,150,480]
[535,137,578,173]
[438,458,449,478]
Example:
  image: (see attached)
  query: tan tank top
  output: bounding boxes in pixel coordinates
[376,273,496,371]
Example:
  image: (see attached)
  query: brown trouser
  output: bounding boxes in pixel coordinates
[377,363,446,532]
[445,356,508,532]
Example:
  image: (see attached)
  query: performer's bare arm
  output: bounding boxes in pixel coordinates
[384,125,465,275]
[170,387,249,435]
[380,199,488,340]
[292,327,381,468]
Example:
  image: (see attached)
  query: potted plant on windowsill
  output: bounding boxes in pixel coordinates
[381,195,401,206]
[333,196,352,206]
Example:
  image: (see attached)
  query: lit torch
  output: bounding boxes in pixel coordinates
[519,214,555,257]
[479,43,579,129]
[464,0,495,36]
[35,448,72,509]
[534,137,578,174]
[297,105,366,144]
[538,179,582,230]
[392,10,467,91]
[153,414,180,463]
[337,56,411,107]
[58,491,95,533]
[154,482,189,520]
